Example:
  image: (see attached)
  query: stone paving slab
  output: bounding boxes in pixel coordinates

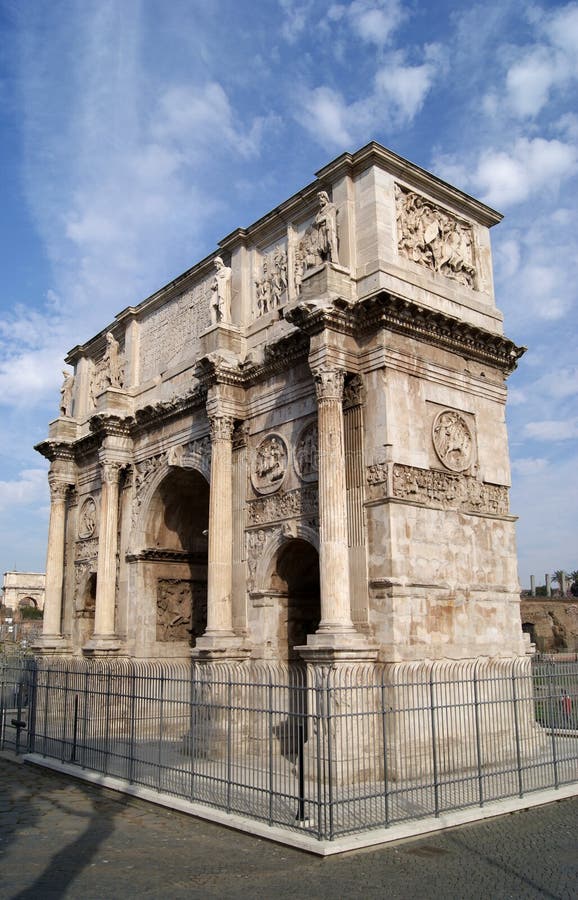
[1,753,577,899]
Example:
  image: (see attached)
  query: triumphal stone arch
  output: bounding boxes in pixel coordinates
[35,142,526,670]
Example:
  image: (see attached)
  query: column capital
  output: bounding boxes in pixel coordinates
[312,364,345,402]
[100,459,124,485]
[47,476,72,502]
[209,414,235,442]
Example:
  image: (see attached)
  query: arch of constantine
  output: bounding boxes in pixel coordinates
[35,141,527,667]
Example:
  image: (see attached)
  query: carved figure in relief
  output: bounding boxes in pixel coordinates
[59,370,74,417]
[295,422,318,481]
[396,185,476,289]
[210,257,232,324]
[315,191,339,263]
[251,435,289,496]
[79,497,97,539]
[254,246,288,317]
[433,410,473,473]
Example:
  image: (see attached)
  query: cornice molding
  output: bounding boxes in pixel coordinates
[354,292,525,374]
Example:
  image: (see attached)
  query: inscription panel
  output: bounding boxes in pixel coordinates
[139,280,211,382]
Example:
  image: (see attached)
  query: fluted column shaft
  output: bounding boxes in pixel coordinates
[93,461,121,639]
[42,478,70,638]
[205,415,235,635]
[314,365,355,633]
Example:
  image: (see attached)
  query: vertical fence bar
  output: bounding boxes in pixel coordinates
[268,675,273,826]
[429,670,439,817]
[546,669,559,789]
[27,659,38,755]
[381,676,390,827]
[226,675,232,813]
[511,669,524,798]
[473,664,484,807]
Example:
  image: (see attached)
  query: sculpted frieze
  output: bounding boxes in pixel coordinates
[255,245,288,317]
[395,184,477,289]
[75,537,99,562]
[366,461,509,516]
[156,579,207,643]
[247,485,319,525]
[251,434,288,495]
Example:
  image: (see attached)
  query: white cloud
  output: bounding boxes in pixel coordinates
[280,0,313,42]
[297,45,443,149]
[327,0,406,45]
[375,52,440,122]
[297,86,354,148]
[535,367,578,400]
[472,138,578,207]
[507,387,527,406]
[511,457,548,477]
[524,419,578,441]
[0,469,48,513]
[505,48,558,118]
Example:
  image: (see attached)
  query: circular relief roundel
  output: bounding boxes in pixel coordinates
[251,434,288,495]
[432,410,473,473]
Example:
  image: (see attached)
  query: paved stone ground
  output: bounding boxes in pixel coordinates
[0,754,577,899]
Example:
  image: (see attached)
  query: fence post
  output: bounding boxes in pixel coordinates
[226,674,233,813]
[511,669,523,798]
[27,658,38,755]
[381,675,390,827]
[268,674,274,826]
[429,669,439,817]
[546,668,559,788]
[473,663,484,807]
[128,665,137,784]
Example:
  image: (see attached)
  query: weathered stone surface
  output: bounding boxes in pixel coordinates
[34,142,526,663]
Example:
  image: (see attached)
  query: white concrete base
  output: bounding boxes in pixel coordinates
[23,753,578,857]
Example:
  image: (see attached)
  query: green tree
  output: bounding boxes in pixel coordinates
[552,570,569,595]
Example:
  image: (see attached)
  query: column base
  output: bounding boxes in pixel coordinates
[192,632,250,660]
[32,634,71,655]
[82,634,123,656]
[296,631,378,664]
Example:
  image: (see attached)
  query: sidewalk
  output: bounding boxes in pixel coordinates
[1,754,577,899]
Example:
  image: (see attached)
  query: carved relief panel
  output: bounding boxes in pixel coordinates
[78,496,97,539]
[395,184,477,289]
[254,243,288,317]
[156,579,207,643]
[294,421,318,483]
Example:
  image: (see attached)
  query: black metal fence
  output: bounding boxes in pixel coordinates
[1,654,577,841]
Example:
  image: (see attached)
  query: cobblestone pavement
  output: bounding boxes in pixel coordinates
[0,755,577,900]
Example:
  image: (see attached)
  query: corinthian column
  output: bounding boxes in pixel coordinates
[313,365,356,635]
[38,477,71,648]
[84,460,122,653]
[203,414,236,638]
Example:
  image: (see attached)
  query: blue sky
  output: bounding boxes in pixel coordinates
[0,0,576,588]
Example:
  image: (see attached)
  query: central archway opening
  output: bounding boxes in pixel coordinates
[143,468,209,647]
[274,538,320,660]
